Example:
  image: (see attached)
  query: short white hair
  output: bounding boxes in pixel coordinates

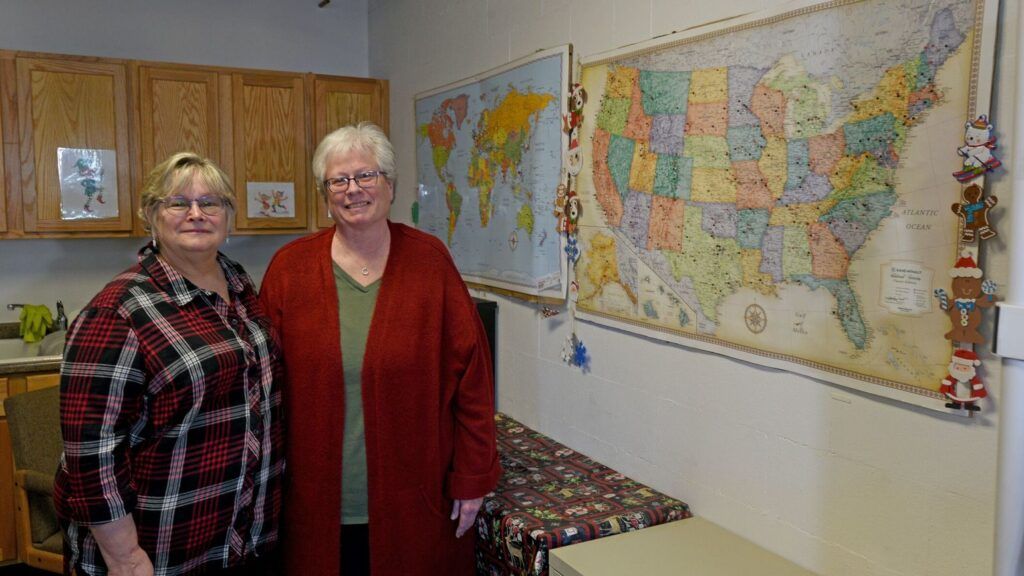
[312,122,395,198]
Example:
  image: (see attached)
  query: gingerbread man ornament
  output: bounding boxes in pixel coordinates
[951,183,998,242]
[934,252,996,344]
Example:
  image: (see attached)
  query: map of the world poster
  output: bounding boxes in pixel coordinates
[575,0,998,404]
[415,46,569,297]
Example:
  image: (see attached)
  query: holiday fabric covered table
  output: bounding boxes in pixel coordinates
[476,413,692,576]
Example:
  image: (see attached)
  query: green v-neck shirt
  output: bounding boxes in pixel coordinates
[333,262,380,524]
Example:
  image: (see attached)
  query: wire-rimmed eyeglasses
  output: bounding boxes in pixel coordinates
[160,195,228,216]
[324,170,388,194]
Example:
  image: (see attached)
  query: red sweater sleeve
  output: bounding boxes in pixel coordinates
[441,264,502,499]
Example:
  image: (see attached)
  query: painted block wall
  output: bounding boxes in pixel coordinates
[368,0,1018,574]
[0,0,368,321]
[0,0,369,75]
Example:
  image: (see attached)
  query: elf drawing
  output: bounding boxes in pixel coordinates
[940,349,986,411]
[271,189,288,213]
[80,178,104,213]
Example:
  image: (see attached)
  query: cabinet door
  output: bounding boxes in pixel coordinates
[231,72,307,231]
[138,66,220,179]
[0,69,8,234]
[25,372,60,392]
[17,57,132,233]
[312,76,389,228]
[0,377,13,561]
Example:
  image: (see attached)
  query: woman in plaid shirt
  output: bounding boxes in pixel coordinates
[54,153,284,576]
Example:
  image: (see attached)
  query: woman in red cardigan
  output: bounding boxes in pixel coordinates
[259,122,501,575]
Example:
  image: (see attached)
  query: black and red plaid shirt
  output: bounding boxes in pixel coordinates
[54,245,284,576]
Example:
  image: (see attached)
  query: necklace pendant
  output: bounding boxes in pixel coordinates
[360,266,369,276]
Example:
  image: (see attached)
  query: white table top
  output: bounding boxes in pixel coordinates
[549,517,817,576]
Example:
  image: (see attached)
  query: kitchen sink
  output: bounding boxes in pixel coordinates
[0,330,65,365]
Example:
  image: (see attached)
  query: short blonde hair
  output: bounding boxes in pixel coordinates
[138,152,236,232]
[312,122,395,199]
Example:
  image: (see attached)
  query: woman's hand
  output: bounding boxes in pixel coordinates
[450,497,484,538]
[102,548,154,576]
[90,514,155,576]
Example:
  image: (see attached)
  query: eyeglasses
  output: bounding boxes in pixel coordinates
[324,170,387,194]
[160,195,228,216]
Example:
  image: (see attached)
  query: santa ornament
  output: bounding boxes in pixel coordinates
[940,349,986,412]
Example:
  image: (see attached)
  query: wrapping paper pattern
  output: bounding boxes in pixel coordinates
[476,413,691,575]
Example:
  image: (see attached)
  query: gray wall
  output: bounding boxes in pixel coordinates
[0,0,369,322]
[0,0,368,75]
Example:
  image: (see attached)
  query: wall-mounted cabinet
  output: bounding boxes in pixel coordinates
[136,65,222,177]
[311,75,389,228]
[134,64,222,236]
[0,115,6,234]
[0,55,9,235]
[16,56,133,234]
[231,72,308,231]
[0,50,387,239]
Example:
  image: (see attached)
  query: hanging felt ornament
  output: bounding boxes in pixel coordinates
[571,336,589,368]
[953,114,1002,183]
[951,183,998,242]
[940,348,986,412]
[554,183,568,233]
[560,333,589,370]
[564,188,581,236]
[564,235,580,263]
[933,252,997,344]
[563,84,587,177]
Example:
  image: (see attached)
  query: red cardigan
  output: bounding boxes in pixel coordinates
[259,223,501,576]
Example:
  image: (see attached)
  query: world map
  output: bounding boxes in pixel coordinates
[576,0,989,397]
[415,50,566,294]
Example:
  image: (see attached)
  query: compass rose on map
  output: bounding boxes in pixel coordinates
[745,304,767,334]
[508,231,519,251]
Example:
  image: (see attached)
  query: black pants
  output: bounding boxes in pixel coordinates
[341,523,370,575]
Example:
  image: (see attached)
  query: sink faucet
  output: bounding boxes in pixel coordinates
[7,302,69,331]
[56,300,68,331]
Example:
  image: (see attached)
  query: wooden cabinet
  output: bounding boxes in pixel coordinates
[133,64,222,236]
[0,54,10,234]
[231,72,308,231]
[16,56,133,233]
[0,371,59,563]
[136,65,222,178]
[311,75,389,228]
[0,51,386,239]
